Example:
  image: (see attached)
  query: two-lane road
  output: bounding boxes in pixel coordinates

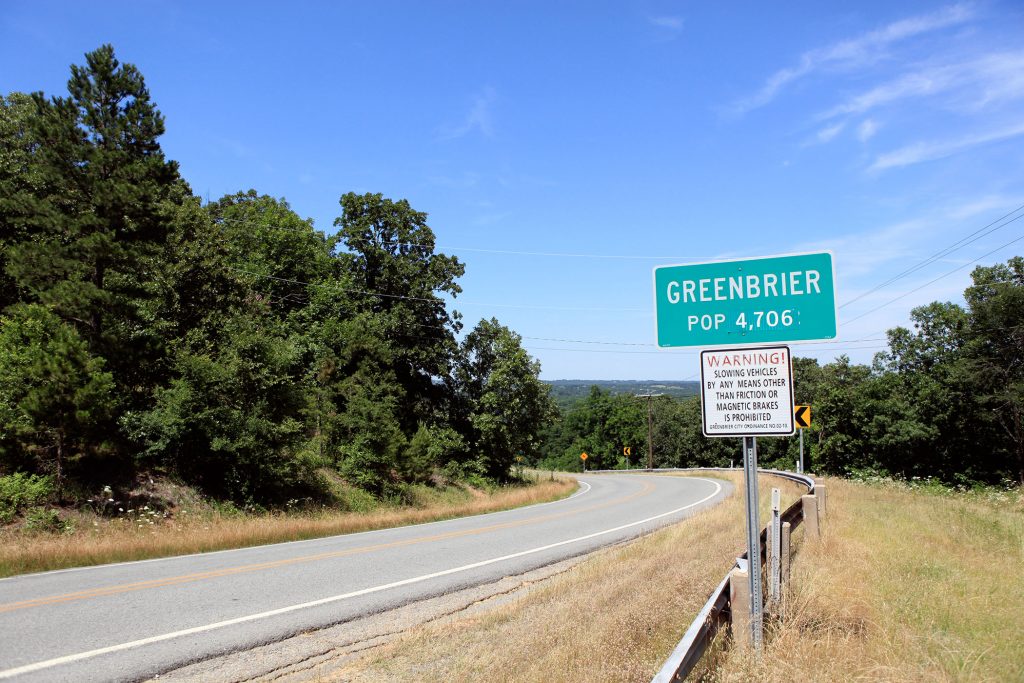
[0,473,731,682]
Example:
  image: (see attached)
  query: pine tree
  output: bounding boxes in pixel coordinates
[5,45,180,405]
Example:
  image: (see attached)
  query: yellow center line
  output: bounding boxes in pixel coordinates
[0,478,657,614]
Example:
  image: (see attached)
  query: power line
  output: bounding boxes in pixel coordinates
[214,216,731,261]
[842,231,1024,326]
[839,204,1024,309]
[524,343,888,356]
[226,266,647,313]
[522,335,888,347]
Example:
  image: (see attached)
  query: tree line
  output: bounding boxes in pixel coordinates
[0,46,554,507]
[538,259,1023,486]
[2,46,1020,518]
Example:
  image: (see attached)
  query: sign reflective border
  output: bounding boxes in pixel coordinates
[653,252,837,348]
[700,345,795,437]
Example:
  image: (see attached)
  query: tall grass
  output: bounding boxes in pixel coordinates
[0,478,575,578]
[711,478,1024,682]
[325,473,804,683]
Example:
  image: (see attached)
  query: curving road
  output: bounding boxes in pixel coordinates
[0,473,730,682]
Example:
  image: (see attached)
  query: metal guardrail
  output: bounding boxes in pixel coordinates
[643,468,816,683]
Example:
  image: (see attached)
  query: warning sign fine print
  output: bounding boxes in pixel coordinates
[700,345,795,437]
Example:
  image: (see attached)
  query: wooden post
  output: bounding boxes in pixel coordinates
[816,483,828,517]
[729,567,751,649]
[802,494,820,540]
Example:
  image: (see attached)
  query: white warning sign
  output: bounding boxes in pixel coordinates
[700,345,795,437]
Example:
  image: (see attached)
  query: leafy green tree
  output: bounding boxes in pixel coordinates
[963,257,1024,483]
[456,319,555,479]
[815,356,873,476]
[208,190,332,316]
[0,305,117,494]
[873,301,995,482]
[334,192,464,432]
[136,313,310,502]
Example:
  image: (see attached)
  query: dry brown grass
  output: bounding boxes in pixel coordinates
[325,472,804,683]
[0,477,575,578]
[711,477,1024,682]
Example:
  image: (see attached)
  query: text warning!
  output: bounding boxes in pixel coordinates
[700,345,795,437]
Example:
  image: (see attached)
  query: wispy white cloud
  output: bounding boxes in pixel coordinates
[820,51,1024,120]
[730,3,974,115]
[816,121,846,144]
[473,211,513,227]
[650,15,684,31]
[823,68,956,119]
[857,119,879,142]
[426,170,481,189]
[438,87,497,140]
[799,194,1021,283]
[870,121,1024,171]
[803,218,929,278]
[967,52,1024,110]
[944,194,1024,220]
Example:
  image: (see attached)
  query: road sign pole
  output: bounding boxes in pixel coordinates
[742,435,764,650]
[799,428,804,474]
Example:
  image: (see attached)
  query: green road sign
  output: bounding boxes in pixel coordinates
[653,252,837,348]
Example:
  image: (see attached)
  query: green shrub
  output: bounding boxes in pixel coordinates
[23,506,72,534]
[339,444,401,498]
[0,473,54,523]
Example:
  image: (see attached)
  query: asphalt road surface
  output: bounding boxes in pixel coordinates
[0,473,730,682]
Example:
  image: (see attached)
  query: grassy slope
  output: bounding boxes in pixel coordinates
[326,472,804,683]
[0,476,575,578]
[713,478,1024,682]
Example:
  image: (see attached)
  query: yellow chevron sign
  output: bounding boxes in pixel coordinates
[794,405,811,429]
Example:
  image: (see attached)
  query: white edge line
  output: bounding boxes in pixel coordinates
[0,478,720,679]
[0,480,592,583]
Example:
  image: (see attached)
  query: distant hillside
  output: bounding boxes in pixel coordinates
[546,380,699,411]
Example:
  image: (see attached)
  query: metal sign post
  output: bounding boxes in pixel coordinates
[742,436,764,649]
[794,405,811,474]
[798,428,804,474]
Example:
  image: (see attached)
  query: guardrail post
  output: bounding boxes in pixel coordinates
[768,489,781,605]
[780,521,791,586]
[816,483,827,517]
[729,567,751,649]
[802,494,820,540]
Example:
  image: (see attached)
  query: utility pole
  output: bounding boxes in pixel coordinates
[634,394,662,470]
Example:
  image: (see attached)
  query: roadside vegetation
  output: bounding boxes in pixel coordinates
[710,476,1024,682]
[319,472,804,683]
[1,46,555,537]
[0,471,574,578]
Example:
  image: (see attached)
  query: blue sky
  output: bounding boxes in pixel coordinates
[3,1,1023,380]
